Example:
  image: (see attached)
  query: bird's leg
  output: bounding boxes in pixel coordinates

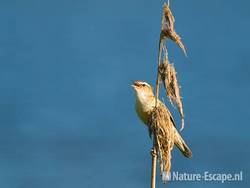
[150,146,157,157]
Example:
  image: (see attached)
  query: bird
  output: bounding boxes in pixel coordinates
[131,80,192,182]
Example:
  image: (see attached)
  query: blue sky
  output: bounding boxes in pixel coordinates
[0,0,249,187]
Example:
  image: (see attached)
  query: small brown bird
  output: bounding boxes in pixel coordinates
[131,80,192,182]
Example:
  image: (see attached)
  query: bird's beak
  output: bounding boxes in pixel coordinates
[131,80,140,89]
[131,84,136,89]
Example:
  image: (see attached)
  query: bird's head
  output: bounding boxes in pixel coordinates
[131,80,155,103]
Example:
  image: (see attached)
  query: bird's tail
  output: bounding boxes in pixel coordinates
[159,129,192,183]
[173,129,192,158]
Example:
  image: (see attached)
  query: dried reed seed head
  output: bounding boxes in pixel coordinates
[161,4,175,37]
[160,4,187,56]
[148,105,175,177]
[163,3,175,24]
[159,62,185,130]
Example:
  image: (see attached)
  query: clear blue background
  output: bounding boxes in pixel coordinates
[0,0,249,187]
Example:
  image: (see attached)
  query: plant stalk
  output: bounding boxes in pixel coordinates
[150,139,157,188]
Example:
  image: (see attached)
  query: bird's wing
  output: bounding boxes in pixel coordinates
[159,102,177,128]
[169,112,176,128]
[173,128,192,158]
[161,102,192,158]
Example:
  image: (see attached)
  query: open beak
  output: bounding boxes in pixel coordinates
[131,80,140,88]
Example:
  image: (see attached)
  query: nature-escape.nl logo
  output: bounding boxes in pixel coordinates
[164,171,243,183]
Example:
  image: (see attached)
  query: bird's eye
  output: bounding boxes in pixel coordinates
[142,84,146,87]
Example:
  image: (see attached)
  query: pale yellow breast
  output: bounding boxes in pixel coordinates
[135,99,154,125]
